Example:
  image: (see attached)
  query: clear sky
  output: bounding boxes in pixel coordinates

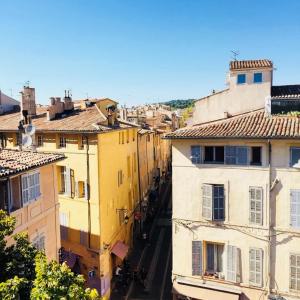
[1,0,300,106]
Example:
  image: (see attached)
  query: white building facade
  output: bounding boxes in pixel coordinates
[168,109,300,300]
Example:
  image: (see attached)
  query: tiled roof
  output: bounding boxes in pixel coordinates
[271,85,300,99]
[0,149,64,178]
[0,106,133,133]
[165,109,300,139]
[230,59,273,70]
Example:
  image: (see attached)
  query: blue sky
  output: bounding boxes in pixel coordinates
[1,0,300,106]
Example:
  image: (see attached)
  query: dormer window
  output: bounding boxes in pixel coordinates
[237,74,246,84]
[254,72,263,83]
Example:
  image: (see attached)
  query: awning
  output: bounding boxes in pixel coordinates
[111,240,129,260]
[173,280,241,300]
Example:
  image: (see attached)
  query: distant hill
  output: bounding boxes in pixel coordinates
[160,99,195,109]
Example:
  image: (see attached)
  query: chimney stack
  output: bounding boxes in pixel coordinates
[20,86,36,124]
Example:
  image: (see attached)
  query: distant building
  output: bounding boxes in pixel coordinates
[0,149,64,260]
[167,60,300,300]
[0,90,19,115]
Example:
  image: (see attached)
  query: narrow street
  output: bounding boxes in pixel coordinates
[127,182,173,300]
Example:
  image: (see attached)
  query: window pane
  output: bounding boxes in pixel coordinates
[237,74,246,84]
[215,147,224,163]
[191,146,201,164]
[204,147,214,162]
[254,73,262,83]
[206,244,214,271]
[291,148,300,166]
[251,147,262,165]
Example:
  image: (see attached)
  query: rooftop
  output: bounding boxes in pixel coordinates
[166,109,300,140]
[230,59,273,71]
[0,106,134,133]
[271,85,300,99]
[0,149,64,178]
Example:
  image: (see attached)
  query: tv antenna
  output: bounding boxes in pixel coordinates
[231,50,240,61]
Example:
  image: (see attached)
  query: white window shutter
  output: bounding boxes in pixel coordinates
[249,187,263,225]
[21,175,29,205]
[249,248,263,287]
[226,245,238,282]
[291,190,300,228]
[202,184,213,220]
[192,241,202,276]
[65,167,71,197]
[84,180,89,200]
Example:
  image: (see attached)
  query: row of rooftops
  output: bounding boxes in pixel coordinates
[166,59,300,140]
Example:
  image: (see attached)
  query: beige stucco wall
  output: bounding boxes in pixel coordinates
[193,68,272,124]
[172,138,300,300]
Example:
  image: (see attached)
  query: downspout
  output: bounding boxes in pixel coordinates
[137,130,142,237]
[85,135,91,248]
[268,139,272,296]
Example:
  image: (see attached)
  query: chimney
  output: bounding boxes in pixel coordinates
[20,86,36,123]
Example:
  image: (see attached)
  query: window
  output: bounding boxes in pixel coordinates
[21,171,40,205]
[60,212,68,240]
[205,243,224,275]
[0,133,7,148]
[78,136,84,150]
[80,230,88,246]
[253,72,263,83]
[290,190,300,228]
[225,146,248,165]
[59,136,66,148]
[192,241,202,276]
[290,254,300,291]
[204,146,224,163]
[290,147,300,167]
[202,184,225,221]
[191,146,201,164]
[237,74,246,84]
[37,135,43,147]
[251,147,262,165]
[249,248,263,287]
[76,181,86,198]
[32,233,45,251]
[249,187,263,225]
[59,167,74,197]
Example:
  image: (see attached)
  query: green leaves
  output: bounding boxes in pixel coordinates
[0,210,101,300]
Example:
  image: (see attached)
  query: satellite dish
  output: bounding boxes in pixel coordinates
[22,134,32,147]
[25,124,36,135]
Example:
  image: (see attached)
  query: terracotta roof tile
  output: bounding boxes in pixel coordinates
[0,149,64,178]
[166,110,300,140]
[230,59,273,70]
[0,106,133,133]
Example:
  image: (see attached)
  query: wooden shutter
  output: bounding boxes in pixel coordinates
[290,254,300,291]
[84,180,89,200]
[227,245,239,282]
[249,187,263,225]
[236,147,248,165]
[290,190,300,228]
[65,168,71,197]
[70,169,75,198]
[225,146,236,165]
[192,241,202,275]
[249,248,263,287]
[202,184,213,220]
[21,175,29,206]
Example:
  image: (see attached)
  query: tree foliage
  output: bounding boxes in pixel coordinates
[0,210,100,300]
[161,99,195,109]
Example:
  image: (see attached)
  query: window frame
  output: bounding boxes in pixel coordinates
[204,146,224,164]
[37,135,43,147]
[205,242,224,275]
[237,74,246,85]
[59,136,67,148]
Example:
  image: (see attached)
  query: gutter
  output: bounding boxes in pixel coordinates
[85,135,92,249]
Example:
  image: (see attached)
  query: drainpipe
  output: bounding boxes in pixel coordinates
[85,135,91,248]
[136,131,142,237]
[268,139,272,296]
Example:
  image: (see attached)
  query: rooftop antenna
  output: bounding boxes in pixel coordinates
[231,50,240,61]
